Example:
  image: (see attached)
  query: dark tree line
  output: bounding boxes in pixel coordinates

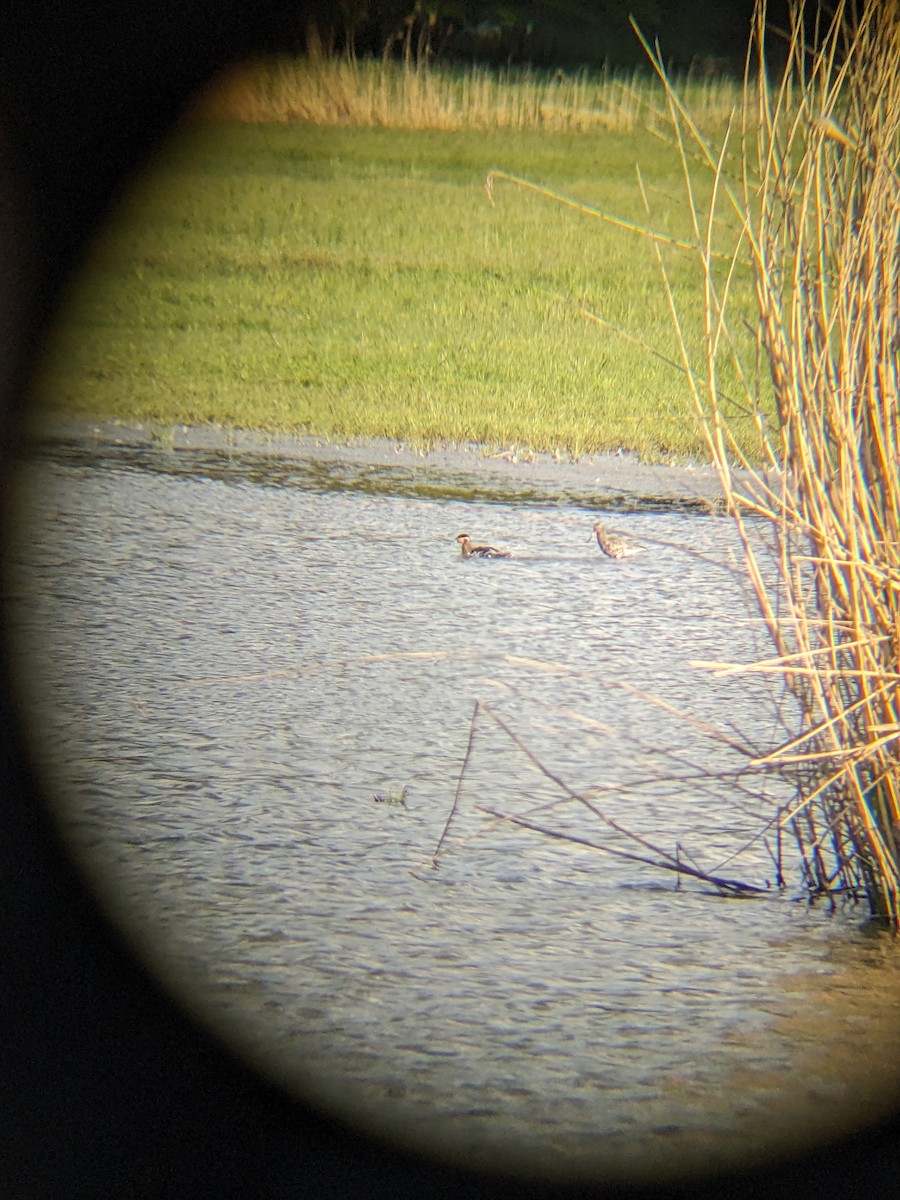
[293,1,764,71]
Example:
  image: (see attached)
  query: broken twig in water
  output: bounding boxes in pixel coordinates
[428,699,480,868]
[475,806,767,895]
[424,698,768,895]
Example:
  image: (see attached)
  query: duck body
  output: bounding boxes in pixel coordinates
[456,532,510,559]
[592,521,639,559]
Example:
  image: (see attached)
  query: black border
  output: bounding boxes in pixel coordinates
[1,3,898,1197]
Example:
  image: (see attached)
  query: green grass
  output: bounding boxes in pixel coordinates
[33,120,762,462]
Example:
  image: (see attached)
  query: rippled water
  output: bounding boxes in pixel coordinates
[5,434,900,1185]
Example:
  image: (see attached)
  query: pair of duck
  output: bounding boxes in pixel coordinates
[456,522,640,560]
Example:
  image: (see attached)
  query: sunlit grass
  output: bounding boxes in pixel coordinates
[33,120,761,462]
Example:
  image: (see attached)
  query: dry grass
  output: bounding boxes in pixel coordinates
[195,54,741,135]
[637,0,900,920]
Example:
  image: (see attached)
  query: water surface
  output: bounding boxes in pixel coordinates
[5,433,900,1186]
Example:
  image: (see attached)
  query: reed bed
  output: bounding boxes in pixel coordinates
[196,54,742,135]
[635,0,900,920]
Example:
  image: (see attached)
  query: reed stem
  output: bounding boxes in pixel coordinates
[637,0,900,920]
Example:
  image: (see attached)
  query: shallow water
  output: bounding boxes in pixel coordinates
[5,434,900,1185]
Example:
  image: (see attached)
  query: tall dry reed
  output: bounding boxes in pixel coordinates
[195,55,739,134]
[639,0,900,919]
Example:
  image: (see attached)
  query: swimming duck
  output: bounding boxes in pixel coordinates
[592,521,640,559]
[455,532,510,559]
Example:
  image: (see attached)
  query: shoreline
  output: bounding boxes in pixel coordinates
[19,415,734,510]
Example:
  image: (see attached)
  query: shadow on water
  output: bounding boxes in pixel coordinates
[28,434,720,514]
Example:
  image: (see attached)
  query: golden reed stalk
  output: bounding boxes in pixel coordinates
[639,0,900,919]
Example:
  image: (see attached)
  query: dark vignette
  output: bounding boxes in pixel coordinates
[0,2,897,1198]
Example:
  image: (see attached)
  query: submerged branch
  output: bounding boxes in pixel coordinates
[429,699,479,867]
[476,806,768,895]
[426,698,772,898]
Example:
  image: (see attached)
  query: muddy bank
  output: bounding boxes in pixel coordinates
[16,416,737,512]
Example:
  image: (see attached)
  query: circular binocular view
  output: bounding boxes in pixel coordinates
[6,2,900,1188]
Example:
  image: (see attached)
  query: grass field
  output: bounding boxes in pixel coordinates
[32,113,761,462]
